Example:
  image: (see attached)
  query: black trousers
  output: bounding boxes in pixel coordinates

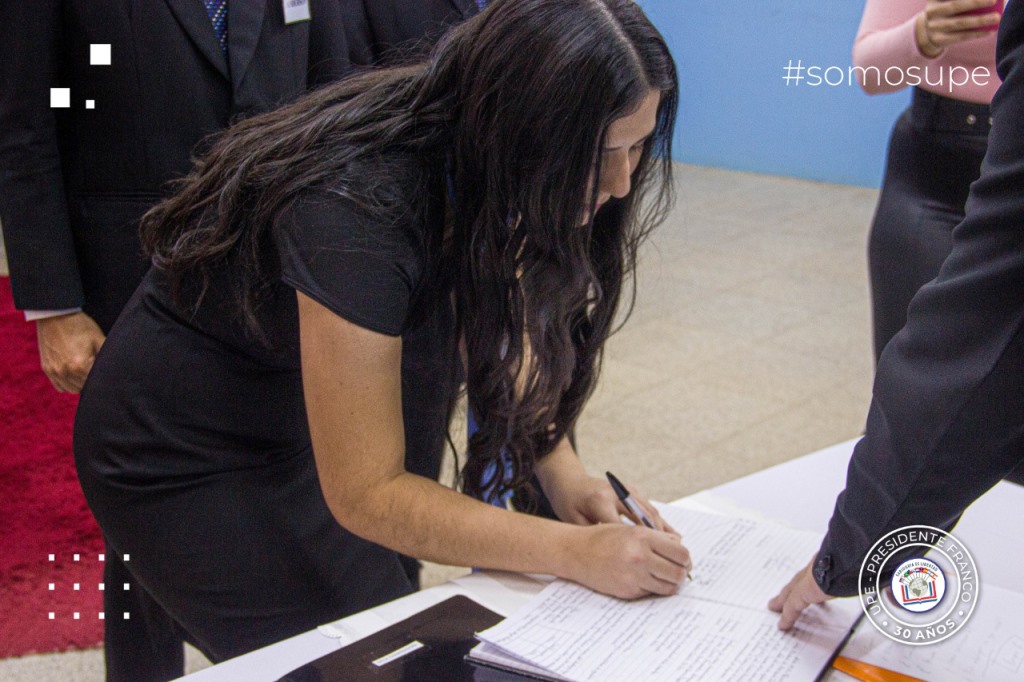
[868,88,990,362]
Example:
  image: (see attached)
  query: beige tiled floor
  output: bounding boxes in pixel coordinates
[0,164,879,680]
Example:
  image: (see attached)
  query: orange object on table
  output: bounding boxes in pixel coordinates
[833,655,927,682]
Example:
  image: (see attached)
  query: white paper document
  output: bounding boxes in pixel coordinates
[470,506,861,681]
[658,504,824,607]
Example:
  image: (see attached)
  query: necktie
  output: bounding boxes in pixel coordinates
[204,0,229,54]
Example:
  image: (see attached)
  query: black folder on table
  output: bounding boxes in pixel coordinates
[277,595,537,681]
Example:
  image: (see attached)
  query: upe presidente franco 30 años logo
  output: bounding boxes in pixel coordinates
[859,526,978,645]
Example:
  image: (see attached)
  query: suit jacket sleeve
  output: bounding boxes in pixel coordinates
[815,1,1024,596]
[0,0,85,310]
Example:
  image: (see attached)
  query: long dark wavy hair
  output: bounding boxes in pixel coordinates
[141,0,678,504]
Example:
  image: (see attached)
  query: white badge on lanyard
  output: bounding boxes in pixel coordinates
[283,0,311,24]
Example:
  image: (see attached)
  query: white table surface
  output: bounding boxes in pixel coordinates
[177,438,1024,681]
[692,439,1024,592]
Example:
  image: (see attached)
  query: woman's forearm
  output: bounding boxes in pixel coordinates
[328,469,580,576]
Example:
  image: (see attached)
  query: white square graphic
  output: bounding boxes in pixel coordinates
[123,612,130,620]
[90,44,111,66]
[48,612,55,620]
[73,583,80,591]
[99,553,105,561]
[50,89,70,108]
[123,583,130,591]
[73,554,80,562]
[48,583,55,591]
[73,612,80,620]
[48,554,55,561]
[99,612,105,620]
[123,554,130,562]
[86,100,95,109]
[99,583,105,591]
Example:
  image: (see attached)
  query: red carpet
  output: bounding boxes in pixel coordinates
[0,277,104,657]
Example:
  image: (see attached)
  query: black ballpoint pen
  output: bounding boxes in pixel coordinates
[606,471,655,528]
[606,471,693,580]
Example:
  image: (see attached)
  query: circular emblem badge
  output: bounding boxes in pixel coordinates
[890,558,945,613]
[859,526,978,645]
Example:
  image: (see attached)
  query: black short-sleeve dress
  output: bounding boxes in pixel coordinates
[73,172,460,662]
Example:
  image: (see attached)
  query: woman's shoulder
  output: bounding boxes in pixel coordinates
[274,150,444,278]
[286,151,437,230]
[273,152,444,337]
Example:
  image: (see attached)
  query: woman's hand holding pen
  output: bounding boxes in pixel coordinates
[545,470,675,531]
[563,523,691,600]
[534,437,675,531]
[519,461,693,599]
[533,444,692,598]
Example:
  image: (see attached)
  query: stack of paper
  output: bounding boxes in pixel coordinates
[468,506,861,681]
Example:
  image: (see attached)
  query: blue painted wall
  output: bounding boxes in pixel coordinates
[638,0,910,187]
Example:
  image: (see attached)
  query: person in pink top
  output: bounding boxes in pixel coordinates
[853,0,1002,362]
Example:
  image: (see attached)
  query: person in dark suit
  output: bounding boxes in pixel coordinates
[0,2,351,679]
[770,0,1024,629]
[0,0,351,394]
[341,0,480,66]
